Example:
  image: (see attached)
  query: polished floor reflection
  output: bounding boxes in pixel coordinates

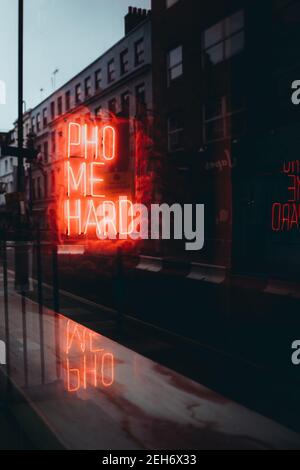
[1,271,300,450]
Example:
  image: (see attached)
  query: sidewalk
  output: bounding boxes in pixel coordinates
[1,273,300,449]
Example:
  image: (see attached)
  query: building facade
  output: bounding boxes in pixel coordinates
[151,0,300,278]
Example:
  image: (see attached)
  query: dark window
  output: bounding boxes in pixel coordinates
[95,106,102,117]
[202,10,244,67]
[168,112,184,152]
[167,45,183,84]
[43,141,48,163]
[121,91,130,116]
[51,131,56,156]
[136,83,146,114]
[95,69,102,90]
[57,96,62,115]
[37,177,42,199]
[43,108,48,127]
[51,170,55,194]
[36,113,41,132]
[108,98,117,114]
[85,76,92,98]
[44,173,48,198]
[75,83,82,103]
[107,60,116,83]
[203,95,245,143]
[50,101,55,120]
[166,0,179,7]
[135,38,145,66]
[120,49,129,75]
[31,116,35,133]
[65,91,71,111]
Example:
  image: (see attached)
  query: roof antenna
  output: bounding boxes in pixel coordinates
[52,68,59,90]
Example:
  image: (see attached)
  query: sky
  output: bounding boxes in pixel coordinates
[0,0,150,131]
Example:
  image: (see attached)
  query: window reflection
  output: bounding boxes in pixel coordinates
[203,10,245,67]
[167,45,183,83]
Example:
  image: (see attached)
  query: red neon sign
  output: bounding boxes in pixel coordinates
[57,114,134,242]
[64,320,115,392]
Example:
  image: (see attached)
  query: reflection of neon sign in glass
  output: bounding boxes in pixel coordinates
[0,80,6,105]
[64,320,114,392]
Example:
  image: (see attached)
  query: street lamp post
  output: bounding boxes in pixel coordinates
[17,0,24,194]
[15,0,29,292]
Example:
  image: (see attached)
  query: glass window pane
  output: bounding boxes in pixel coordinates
[204,22,223,48]
[225,31,244,59]
[166,0,179,8]
[205,119,224,141]
[205,99,223,120]
[169,46,182,67]
[169,130,184,151]
[170,64,183,80]
[225,10,244,36]
[205,43,223,65]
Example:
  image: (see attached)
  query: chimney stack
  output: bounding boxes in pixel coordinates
[125,6,151,35]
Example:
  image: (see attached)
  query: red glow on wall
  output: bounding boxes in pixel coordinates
[64,320,115,392]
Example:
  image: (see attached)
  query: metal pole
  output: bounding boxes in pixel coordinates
[21,292,28,388]
[36,229,45,384]
[2,241,10,377]
[17,0,24,193]
[15,0,29,291]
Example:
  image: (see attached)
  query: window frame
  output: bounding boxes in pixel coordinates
[120,49,129,75]
[168,112,184,153]
[108,98,117,114]
[43,140,49,163]
[36,113,41,132]
[121,91,130,115]
[75,83,82,104]
[203,95,245,144]
[95,69,102,91]
[135,38,145,66]
[107,59,116,83]
[85,76,92,98]
[167,45,183,85]
[51,131,56,156]
[43,107,48,128]
[57,96,63,115]
[135,83,146,114]
[50,101,55,120]
[202,10,245,68]
[65,90,71,111]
